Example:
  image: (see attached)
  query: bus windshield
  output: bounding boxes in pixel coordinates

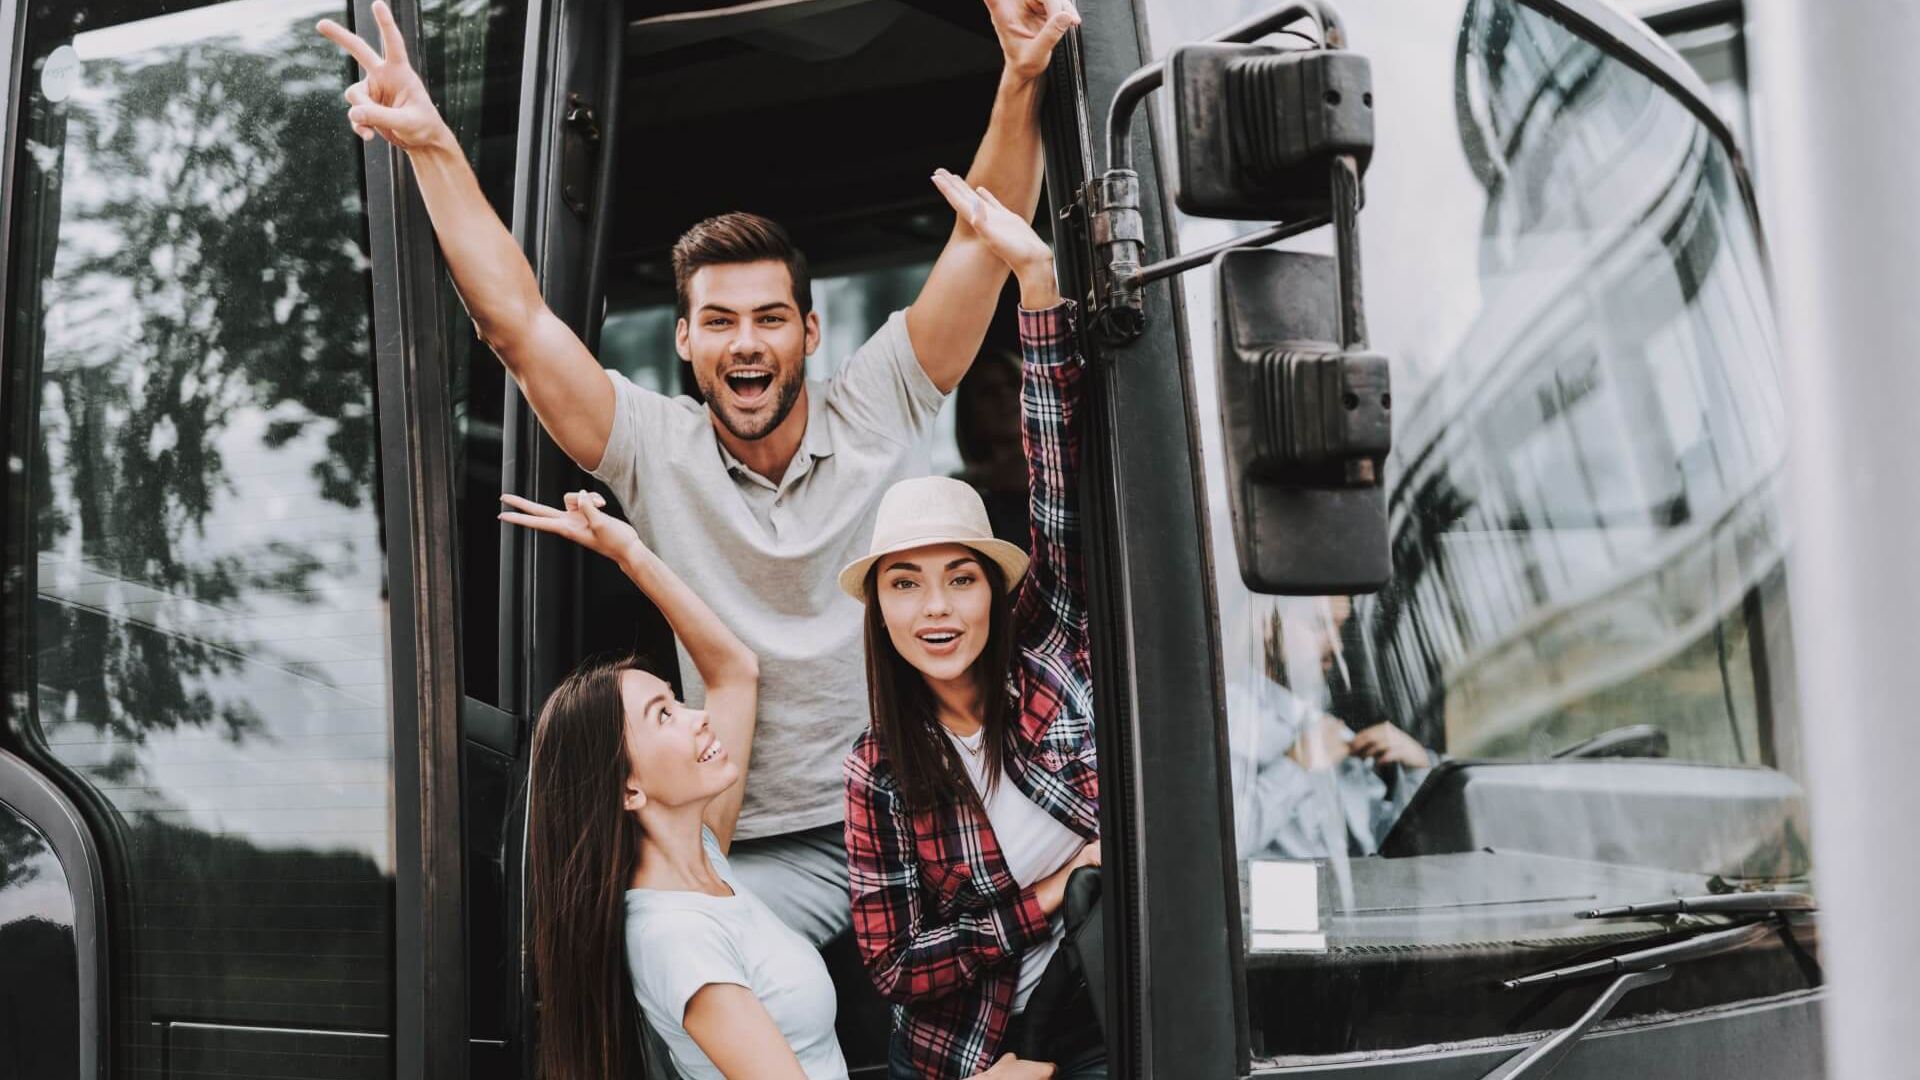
[1142,0,1812,1061]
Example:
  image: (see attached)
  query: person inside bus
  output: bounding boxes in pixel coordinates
[317,0,1080,953]
[841,175,1104,1080]
[502,489,1058,1080]
[1233,596,1440,861]
[953,307,1031,549]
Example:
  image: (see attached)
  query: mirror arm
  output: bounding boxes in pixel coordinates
[1331,153,1367,350]
[1121,214,1330,290]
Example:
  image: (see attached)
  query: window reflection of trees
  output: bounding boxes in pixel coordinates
[28,7,381,800]
[12,0,398,1037]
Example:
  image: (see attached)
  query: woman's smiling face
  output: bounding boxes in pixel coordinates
[618,668,739,812]
[876,542,995,686]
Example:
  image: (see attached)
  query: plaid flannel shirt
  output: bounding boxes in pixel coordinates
[845,301,1099,1080]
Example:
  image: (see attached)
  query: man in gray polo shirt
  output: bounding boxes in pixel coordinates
[320,0,1081,944]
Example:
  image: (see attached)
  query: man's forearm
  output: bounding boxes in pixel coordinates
[405,127,546,356]
[961,72,1047,236]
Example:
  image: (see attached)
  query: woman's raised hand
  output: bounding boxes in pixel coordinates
[499,490,643,566]
[932,168,1060,307]
[316,1,448,151]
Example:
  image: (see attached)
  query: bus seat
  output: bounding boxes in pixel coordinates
[1017,866,1104,1060]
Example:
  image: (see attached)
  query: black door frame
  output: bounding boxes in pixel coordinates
[354,1,472,1076]
[0,750,109,1080]
[0,1,111,1076]
[1038,7,1248,1078]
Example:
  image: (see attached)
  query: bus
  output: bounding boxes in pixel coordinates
[0,0,1822,1077]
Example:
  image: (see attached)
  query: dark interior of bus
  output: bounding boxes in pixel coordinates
[531,2,1045,1073]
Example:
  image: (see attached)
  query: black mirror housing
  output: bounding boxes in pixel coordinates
[1170,43,1374,219]
[1216,248,1389,594]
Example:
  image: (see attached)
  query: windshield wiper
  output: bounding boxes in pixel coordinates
[1481,919,1784,1079]
[1501,919,1776,991]
[1479,967,1672,1080]
[1579,890,1814,920]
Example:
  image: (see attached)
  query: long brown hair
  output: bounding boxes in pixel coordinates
[863,555,1016,811]
[526,655,651,1080]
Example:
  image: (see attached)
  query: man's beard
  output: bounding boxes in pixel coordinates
[702,361,806,442]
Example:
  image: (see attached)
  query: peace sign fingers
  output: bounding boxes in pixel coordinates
[315,17,383,73]
[371,0,410,69]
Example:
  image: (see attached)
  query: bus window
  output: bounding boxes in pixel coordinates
[1140,0,1811,1062]
[4,0,397,1072]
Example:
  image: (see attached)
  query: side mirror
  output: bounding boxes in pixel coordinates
[1078,2,1392,595]
[1168,42,1373,220]
[1215,249,1388,592]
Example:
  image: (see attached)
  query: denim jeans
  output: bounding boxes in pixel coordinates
[726,821,851,947]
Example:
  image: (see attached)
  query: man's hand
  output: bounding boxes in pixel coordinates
[498,490,644,567]
[317,1,449,151]
[984,0,1081,84]
[1350,723,1430,771]
[931,169,1059,308]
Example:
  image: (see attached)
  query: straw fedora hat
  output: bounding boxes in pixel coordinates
[838,476,1030,601]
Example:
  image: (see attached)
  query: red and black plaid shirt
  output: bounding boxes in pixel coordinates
[844,301,1098,1079]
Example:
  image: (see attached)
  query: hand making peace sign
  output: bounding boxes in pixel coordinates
[316,0,448,151]
[982,0,1082,85]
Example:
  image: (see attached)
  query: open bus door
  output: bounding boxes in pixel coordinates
[0,0,473,1075]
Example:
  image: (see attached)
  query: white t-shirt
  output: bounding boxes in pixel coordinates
[945,727,1085,1011]
[625,828,850,1079]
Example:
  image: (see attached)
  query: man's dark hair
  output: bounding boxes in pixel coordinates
[671,212,813,320]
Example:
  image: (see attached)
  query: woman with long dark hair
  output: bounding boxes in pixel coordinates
[843,172,1105,1080]
[506,490,1057,1080]
[505,489,845,1080]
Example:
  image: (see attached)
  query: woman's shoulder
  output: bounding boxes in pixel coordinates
[844,729,896,783]
[624,901,738,963]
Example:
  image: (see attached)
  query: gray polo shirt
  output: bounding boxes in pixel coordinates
[591,309,945,838]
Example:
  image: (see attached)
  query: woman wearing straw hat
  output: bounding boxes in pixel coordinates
[842,172,1105,1080]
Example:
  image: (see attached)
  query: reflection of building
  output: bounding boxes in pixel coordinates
[1361,0,1788,760]
[1631,1,1753,160]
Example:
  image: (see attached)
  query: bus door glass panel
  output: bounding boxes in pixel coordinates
[1138,0,1806,1062]
[6,0,397,1073]
[414,0,529,1058]
[421,0,528,714]
[0,800,78,1079]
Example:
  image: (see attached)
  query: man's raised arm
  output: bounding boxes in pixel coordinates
[905,0,1079,394]
[318,1,615,471]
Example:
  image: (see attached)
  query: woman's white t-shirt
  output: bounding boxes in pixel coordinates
[945,726,1085,1011]
[624,828,850,1080]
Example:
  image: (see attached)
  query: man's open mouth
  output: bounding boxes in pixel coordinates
[725,370,775,402]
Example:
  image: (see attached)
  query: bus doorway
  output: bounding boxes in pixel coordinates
[500,2,1060,1076]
